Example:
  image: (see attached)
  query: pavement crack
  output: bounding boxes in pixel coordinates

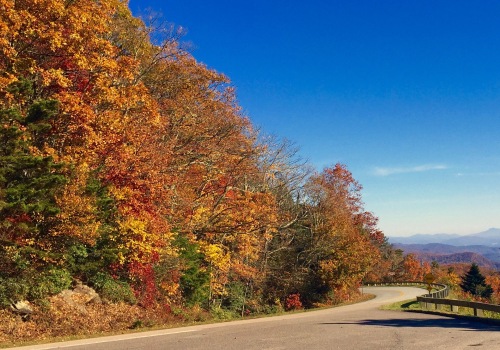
[393,330,404,350]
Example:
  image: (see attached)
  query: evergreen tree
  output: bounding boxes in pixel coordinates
[0,100,66,279]
[460,263,493,298]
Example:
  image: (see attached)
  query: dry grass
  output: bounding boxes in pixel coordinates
[0,293,186,347]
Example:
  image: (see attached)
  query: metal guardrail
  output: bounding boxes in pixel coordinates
[363,281,449,297]
[422,283,449,299]
[364,281,428,287]
[364,281,500,317]
[416,296,500,317]
[364,281,448,297]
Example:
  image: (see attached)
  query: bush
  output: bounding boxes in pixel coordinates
[0,268,71,305]
[0,277,30,307]
[65,244,88,271]
[285,293,303,311]
[28,268,72,300]
[90,272,136,304]
[223,282,247,315]
[174,236,209,307]
[210,305,237,320]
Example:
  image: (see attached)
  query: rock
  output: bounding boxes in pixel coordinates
[73,282,102,304]
[10,300,33,321]
[54,283,102,315]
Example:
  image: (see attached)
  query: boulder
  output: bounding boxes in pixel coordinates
[55,282,102,315]
[73,282,102,304]
[10,300,33,321]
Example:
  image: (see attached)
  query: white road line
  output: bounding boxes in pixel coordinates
[14,329,197,350]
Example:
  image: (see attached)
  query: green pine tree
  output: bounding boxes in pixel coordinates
[459,263,493,299]
[0,99,67,282]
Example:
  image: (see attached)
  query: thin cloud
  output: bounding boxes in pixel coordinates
[456,172,500,177]
[374,164,448,176]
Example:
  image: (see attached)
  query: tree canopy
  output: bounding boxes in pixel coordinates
[0,0,399,314]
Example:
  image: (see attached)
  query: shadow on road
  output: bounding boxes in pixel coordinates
[320,317,500,332]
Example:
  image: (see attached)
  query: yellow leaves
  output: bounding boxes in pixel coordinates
[199,241,231,297]
[0,74,16,99]
[48,32,66,52]
[159,280,179,298]
[54,180,100,245]
[115,215,174,266]
[3,245,21,263]
[108,184,134,202]
[191,205,210,226]
[119,218,147,246]
[40,68,71,88]
[199,242,231,273]
[115,217,150,264]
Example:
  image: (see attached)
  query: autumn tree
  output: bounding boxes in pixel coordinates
[0,0,178,306]
[365,244,405,283]
[260,164,384,305]
[485,274,500,303]
[401,253,423,281]
[1,1,389,315]
[307,165,381,296]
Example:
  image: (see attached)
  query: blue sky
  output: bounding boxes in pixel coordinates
[129,0,500,236]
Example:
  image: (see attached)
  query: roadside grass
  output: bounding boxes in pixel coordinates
[380,299,421,312]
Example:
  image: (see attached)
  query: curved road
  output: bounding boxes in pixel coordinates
[17,287,500,350]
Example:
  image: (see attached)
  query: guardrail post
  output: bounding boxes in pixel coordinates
[451,304,458,312]
[474,308,484,317]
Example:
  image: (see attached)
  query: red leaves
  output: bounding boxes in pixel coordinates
[6,213,32,224]
[128,261,158,308]
[285,293,303,311]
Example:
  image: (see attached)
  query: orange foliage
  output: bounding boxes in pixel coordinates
[306,164,382,294]
[1,1,389,313]
[402,254,423,281]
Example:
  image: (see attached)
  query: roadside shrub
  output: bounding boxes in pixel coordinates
[65,244,89,273]
[223,281,247,315]
[174,236,209,307]
[210,305,237,320]
[28,268,72,300]
[285,293,303,311]
[90,272,136,304]
[0,277,30,307]
[0,268,71,305]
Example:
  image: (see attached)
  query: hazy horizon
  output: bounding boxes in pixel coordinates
[386,227,500,238]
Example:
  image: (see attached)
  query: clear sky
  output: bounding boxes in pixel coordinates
[128,0,500,236]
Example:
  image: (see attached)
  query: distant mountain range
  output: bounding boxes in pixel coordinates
[388,228,500,269]
[388,228,500,246]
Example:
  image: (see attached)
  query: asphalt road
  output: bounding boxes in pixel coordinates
[16,287,500,350]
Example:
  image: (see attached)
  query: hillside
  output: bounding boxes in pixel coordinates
[390,229,500,269]
[392,243,500,262]
[393,244,500,269]
[421,252,498,269]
